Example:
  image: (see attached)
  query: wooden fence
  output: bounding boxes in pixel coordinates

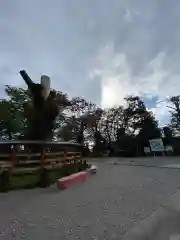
[0,141,84,192]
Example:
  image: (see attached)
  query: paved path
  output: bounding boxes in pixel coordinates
[1,159,180,239]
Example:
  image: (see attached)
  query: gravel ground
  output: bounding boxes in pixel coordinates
[1,161,180,240]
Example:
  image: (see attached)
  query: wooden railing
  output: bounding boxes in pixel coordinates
[0,141,84,191]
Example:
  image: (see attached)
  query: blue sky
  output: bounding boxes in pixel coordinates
[0,0,179,126]
[142,97,159,109]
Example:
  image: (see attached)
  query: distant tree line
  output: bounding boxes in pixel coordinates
[1,85,180,156]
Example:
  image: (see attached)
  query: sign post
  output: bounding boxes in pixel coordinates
[144,147,151,156]
[149,138,165,156]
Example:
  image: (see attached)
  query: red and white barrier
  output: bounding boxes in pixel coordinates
[57,165,97,190]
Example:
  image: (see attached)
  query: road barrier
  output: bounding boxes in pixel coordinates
[56,164,97,190]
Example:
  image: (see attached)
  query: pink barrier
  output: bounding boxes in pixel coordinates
[57,171,90,190]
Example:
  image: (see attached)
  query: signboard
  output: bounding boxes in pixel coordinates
[149,138,164,152]
[164,145,173,152]
[144,147,150,153]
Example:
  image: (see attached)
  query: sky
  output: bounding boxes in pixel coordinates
[0,0,180,126]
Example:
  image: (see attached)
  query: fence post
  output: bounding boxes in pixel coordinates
[11,147,15,170]
[40,148,45,167]
[39,147,48,188]
[0,170,10,192]
[64,150,67,164]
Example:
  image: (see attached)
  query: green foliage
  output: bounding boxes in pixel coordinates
[70,97,97,117]
[57,123,75,141]
[168,96,180,134]
[0,84,163,148]
[4,80,180,156]
[138,114,161,148]
[0,85,30,139]
[97,106,125,144]
[125,96,160,137]
[0,85,70,140]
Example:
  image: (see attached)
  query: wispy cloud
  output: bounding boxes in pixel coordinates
[89,43,180,125]
[90,44,180,106]
[0,0,180,125]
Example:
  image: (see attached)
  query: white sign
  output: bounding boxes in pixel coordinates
[165,145,173,152]
[149,138,164,152]
[144,147,150,153]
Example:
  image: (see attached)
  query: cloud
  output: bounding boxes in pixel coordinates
[0,0,180,126]
[151,101,170,126]
[124,8,133,22]
[89,43,180,124]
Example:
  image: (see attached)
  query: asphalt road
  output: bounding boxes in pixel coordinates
[1,158,180,240]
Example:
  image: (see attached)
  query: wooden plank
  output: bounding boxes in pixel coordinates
[45,152,64,156]
[0,154,11,158]
[14,156,72,166]
[16,159,40,164]
[0,161,11,166]
[0,160,11,164]
[13,163,62,174]
[12,160,72,173]
[66,152,81,155]
[13,166,40,174]
[66,156,75,159]
[44,163,63,169]
[15,153,41,157]
[65,155,81,160]
[2,152,81,158]
[45,157,65,163]
[0,165,11,169]
[0,140,82,147]
[13,162,65,173]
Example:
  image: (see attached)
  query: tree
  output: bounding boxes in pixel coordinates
[97,106,126,145]
[0,85,30,139]
[124,96,160,136]
[138,114,161,140]
[163,126,173,138]
[124,96,147,131]
[0,85,70,140]
[69,97,102,144]
[167,96,180,134]
[1,82,162,152]
[163,126,173,145]
[122,96,161,155]
[57,123,75,141]
[0,100,18,139]
[47,90,71,139]
[70,97,98,118]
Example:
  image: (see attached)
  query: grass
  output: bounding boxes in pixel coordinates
[10,173,40,189]
[7,163,89,191]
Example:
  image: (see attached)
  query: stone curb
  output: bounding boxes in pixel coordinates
[122,190,180,240]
